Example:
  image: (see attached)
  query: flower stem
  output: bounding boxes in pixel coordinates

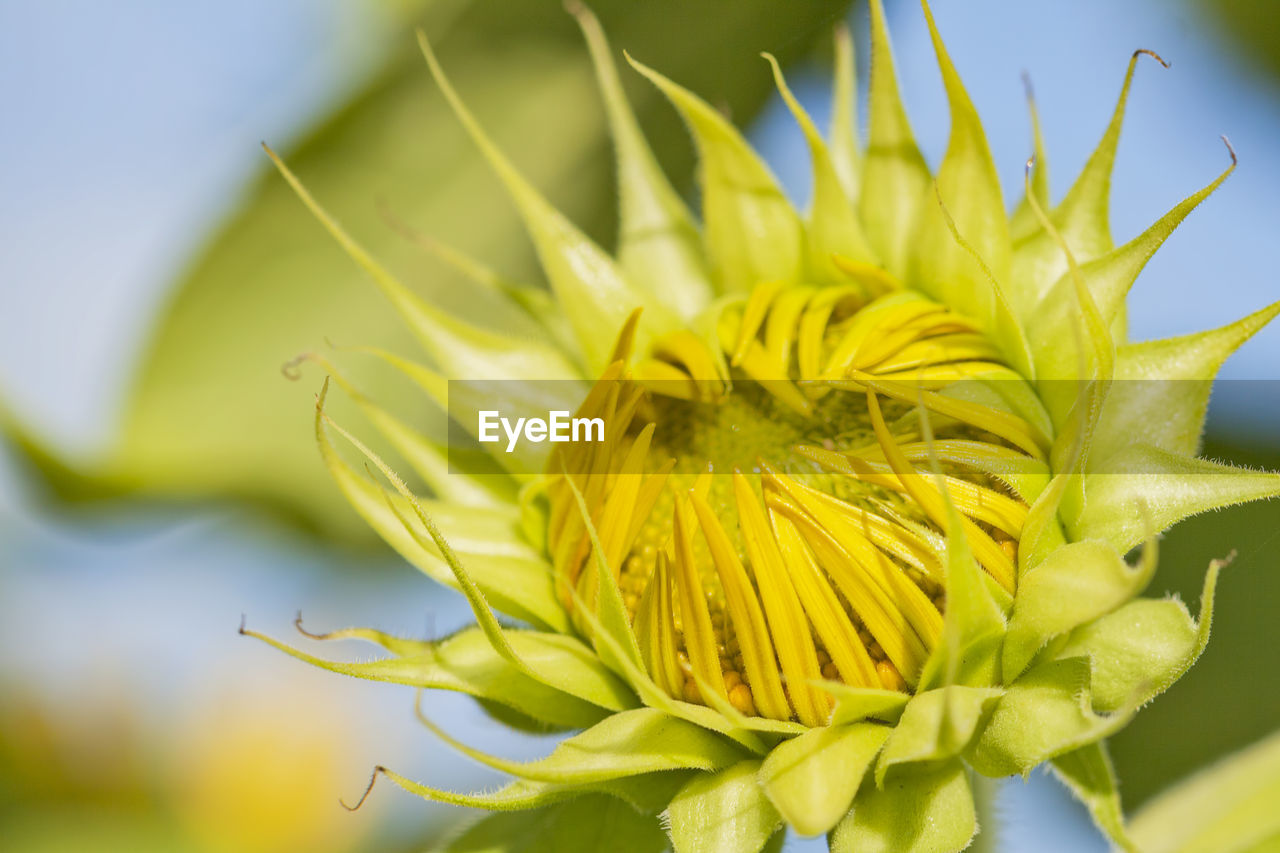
[970,772,1002,853]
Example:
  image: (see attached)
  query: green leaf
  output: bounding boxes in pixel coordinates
[1058,559,1219,711]
[1069,444,1280,555]
[434,794,668,853]
[1051,742,1135,852]
[667,761,782,853]
[629,57,803,294]
[829,761,975,853]
[1130,728,1280,853]
[1004,539,1154,680]
[968,658,1133,778]
[875,686,1001,785]
[759,723,890,836]
[242,623,606,730]
[859,0,931,279]
[420,707,745,785]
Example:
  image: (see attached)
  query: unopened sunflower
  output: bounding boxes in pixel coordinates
[245,2,1280,850]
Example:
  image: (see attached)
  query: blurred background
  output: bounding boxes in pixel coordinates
[1,1,1277,850]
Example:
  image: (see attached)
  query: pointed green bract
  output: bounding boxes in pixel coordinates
[1008,77,1050,243]
[266,145,583,384]
[1071,445,1280,554]
[1095,301,1280,460]
[667,761,782,853]
[876,687,1001,785]
[422,707,743,784]
[1004,540,1155,680]
[1059,559,1219,711]
[629,56,803,294]
[860,0,931,279]
[830,24,861,202]
[764,53,875,281]
[573,5,712,320]
[243,624,604,730]
[1051,743,1135,852]
[418,32,674,372]
[968,657,1135,778]
[911,1,1011,333]
[830,762,976,853]
[1010,51,1165,317]
[759,723,890,836]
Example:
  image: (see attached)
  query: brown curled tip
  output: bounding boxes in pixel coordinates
[1134,48,1170,68]
[237,614,248,635]
[1221,135,1238,166]
[563,0,587,17]
[281,352,311,381]
[1213,548,1239,571]
[293,611,320,639]
[341,766,386,812]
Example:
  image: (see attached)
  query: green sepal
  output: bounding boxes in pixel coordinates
[1058,558,1219,711]
[667,761,782,853]
[764,53,876,281]
[265,146,583,383]
[628,56,803,295]
[1130,728,1280,853]
[910,0,1012,331]
[379,764,691,814]
[573,5,712,321]
[420,707,745,785]
[860,0,931,279]
[829,761,976,853]
[242,624,605,730]
[968,657,1133,778]
[875,687,1001,786]
[1070,444,1280,555]
[759,723,890,836]
[1095,300,1280,461]
[418,32,674,372]
[1004,539,1154,680]
[1051,742,1136,852]
[432,793,668,853]
[821,682,911,726]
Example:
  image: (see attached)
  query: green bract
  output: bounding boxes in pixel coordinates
[245,1,1280,850]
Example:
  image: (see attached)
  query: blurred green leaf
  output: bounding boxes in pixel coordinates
[1197,0,1280,79]
[431,793,667,853]
[7,0,850,542]
[1130,728,1280,853]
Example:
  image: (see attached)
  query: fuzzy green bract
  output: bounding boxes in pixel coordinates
[247,1,1280,850]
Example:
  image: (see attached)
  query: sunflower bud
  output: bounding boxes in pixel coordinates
[247,1,1280,850]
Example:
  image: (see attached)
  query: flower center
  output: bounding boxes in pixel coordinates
[543,284,1047,727]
